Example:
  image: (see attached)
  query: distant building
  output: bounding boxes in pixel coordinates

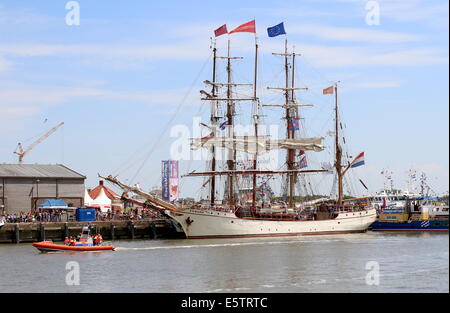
[0,164,86,215]
[86,180,123,212]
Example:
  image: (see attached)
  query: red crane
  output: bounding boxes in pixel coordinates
[14,122,65,164]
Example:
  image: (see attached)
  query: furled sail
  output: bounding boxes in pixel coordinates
[266,138,325,152]
[191,136,324,154]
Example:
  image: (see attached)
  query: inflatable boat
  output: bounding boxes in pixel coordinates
[33,241,115,252]
[33,226,114,253]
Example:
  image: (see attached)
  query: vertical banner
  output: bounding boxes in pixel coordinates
[169,160,179,202]
[161,161,170,202]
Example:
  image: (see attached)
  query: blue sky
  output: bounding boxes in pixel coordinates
[0,0,448,197]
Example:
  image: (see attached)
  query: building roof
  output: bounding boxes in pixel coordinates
[0,164,86,179]
[89,180,118,200]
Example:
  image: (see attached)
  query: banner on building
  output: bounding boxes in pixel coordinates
[161,161,170,202]
[169,160,179,202]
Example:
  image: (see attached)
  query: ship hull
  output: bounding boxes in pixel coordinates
[370,220,449,232]
[167,208,377,239]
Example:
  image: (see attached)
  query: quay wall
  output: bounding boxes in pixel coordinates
[0,219,184,243]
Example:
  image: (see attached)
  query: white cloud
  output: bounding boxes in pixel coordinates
[0,106,39,117]
[0,56,12,72]
[290,24,422,43]
[0,84,201,109]
[0,42,210,61]
[351,81,402,88]
[289,44,448,67]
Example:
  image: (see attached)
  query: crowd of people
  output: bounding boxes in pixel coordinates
[1,207,164,224]
[2,211,64,223]
[96,208,163,221]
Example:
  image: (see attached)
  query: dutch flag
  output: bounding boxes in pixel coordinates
[350,152,365,168]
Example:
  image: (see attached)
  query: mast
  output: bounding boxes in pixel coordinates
[284,39,295,208]
[266,39,310,208]
[252,37,259,208]
[210,40,218,206]
[335,83,344,205]
[226,37,235,208]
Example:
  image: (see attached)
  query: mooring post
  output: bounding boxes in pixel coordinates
[129,221,135,240]
[15,223,20,244]
[110,224,115,241]
[40,223,45,241]
[151,223,158,239]
[63,222,69,240]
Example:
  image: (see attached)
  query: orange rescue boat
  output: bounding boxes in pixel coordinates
[33,226,115,253]
[33,241,115,253]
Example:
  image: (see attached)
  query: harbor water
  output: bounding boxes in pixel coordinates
[0,232,448,293]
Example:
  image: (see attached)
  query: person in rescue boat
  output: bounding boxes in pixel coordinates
[63,237,70,245]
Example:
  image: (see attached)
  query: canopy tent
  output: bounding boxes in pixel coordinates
[38,199,69,210]
[84,189,94,206]
[89,188,112,213]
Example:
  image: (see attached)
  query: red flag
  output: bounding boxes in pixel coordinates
[323,86,334,95]
[214,24,228,37]
[229,20,256,34]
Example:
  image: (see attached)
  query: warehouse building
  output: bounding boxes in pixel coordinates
[0,164,86,215]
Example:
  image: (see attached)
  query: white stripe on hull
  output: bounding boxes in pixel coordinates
[168,208,377,239]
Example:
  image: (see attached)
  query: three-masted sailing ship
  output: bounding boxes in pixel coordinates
[101,21,376,239]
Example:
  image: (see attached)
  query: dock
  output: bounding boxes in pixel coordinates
[0,219,184,244]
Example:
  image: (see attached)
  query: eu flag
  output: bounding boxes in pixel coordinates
[267,22,286,37]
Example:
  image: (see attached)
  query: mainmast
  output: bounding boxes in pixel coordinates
[226,37,235,208]
[267,39,307,208]
[252,37,259,208]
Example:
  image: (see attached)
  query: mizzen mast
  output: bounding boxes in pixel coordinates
[334,83,344,206]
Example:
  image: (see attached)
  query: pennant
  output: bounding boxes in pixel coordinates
[214,24,228,37]
[267,22,286,37]
[350,152,365,168]
[219,119,230,130]
[323,86,334,95]
[201,132,215,140]
[229,20,256,34]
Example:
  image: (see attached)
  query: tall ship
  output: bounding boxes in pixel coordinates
[102,21,377,239]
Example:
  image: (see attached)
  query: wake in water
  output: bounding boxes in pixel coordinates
[114,238,344,251]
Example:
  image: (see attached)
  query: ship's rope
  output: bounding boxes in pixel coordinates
[112,52,212,184]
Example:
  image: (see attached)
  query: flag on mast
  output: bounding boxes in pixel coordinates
[350,152,365,168]
[267,22,286,37]
[229,20,256,34]
[298,150,308,169]
[323,86,334,95]
[289,117,300,131]
[214,24,228,37]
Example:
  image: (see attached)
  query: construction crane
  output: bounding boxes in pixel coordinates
[14,122,64,164]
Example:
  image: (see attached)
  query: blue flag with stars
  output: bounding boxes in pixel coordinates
[267,22,286,37]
